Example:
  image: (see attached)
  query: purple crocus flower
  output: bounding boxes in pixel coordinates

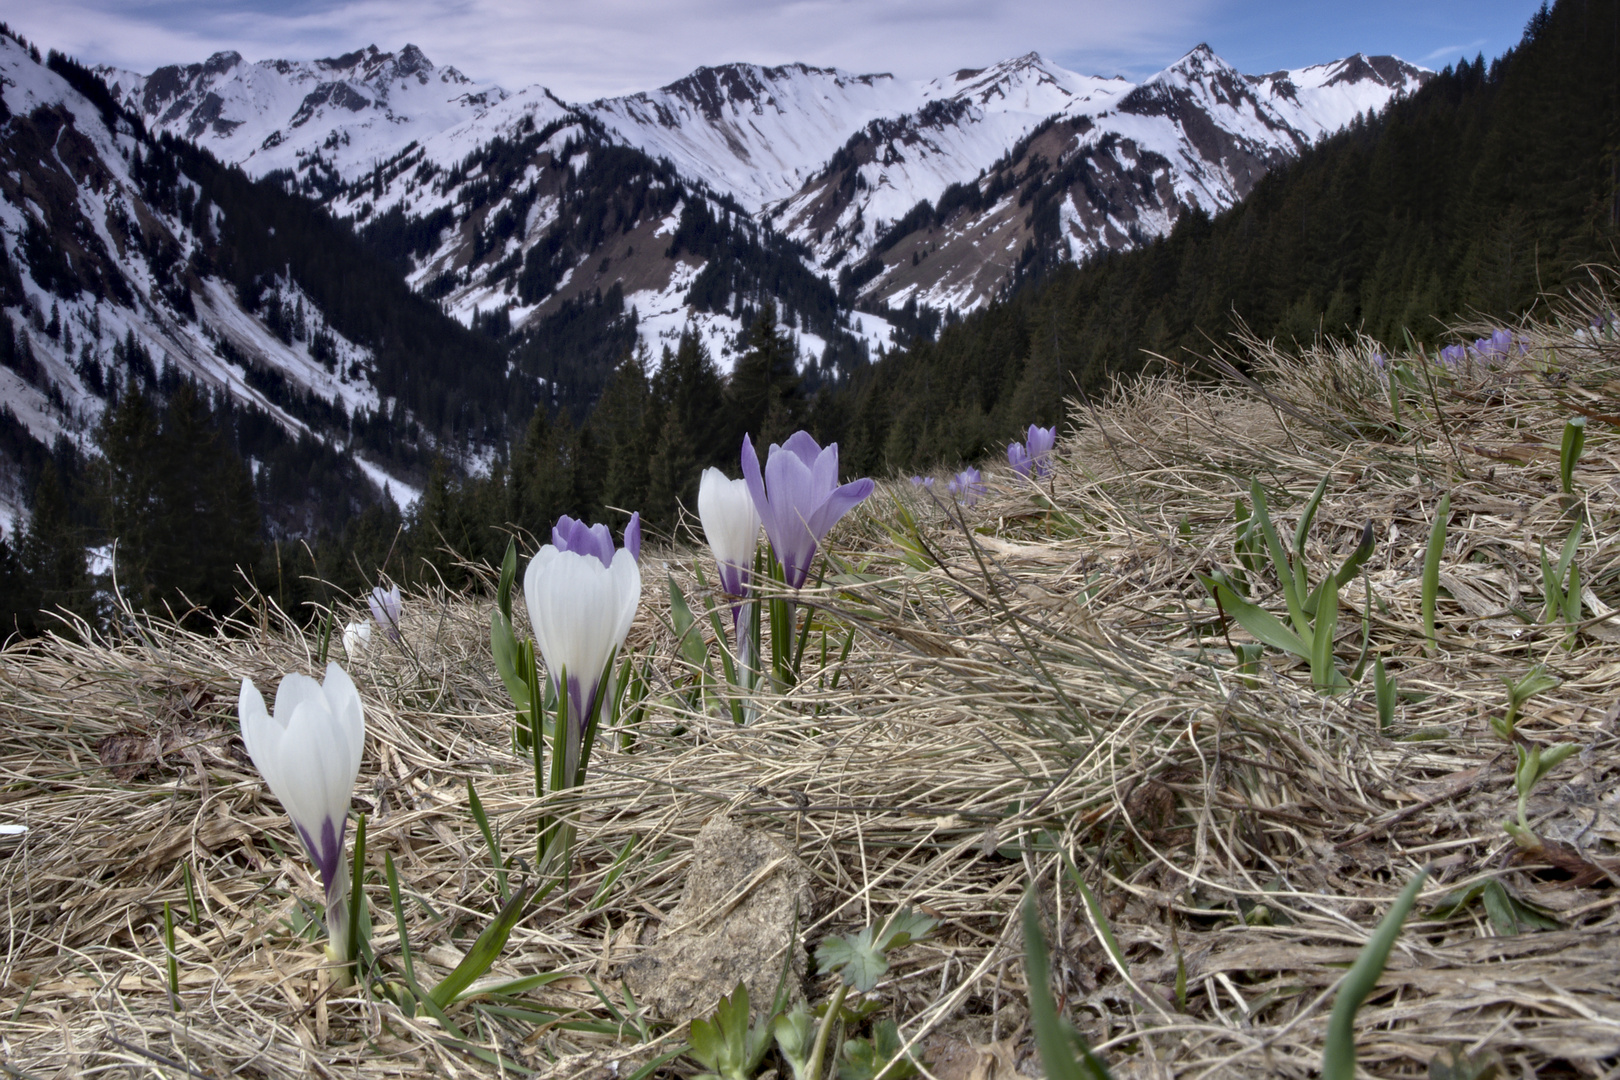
[552,512,641,565]
[368,584,402,642]
[1007,441,1031,477]
[741,431,874,589]
[1438,344,1467,367]
[909,475,935,489]
[948,467,985,507]
[1009,424,1057,479]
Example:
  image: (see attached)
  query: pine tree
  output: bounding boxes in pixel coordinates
[17,460,92,632]
[96,373,162,609]
[645,409,697,532]
[726,302,802,449]
[591,348,652,524]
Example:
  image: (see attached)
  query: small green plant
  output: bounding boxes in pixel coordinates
[163,900,180,1012]
[1321,868,1428,1080]
[1539,523,1584,648]
[1422,493,1450,656]
[1503,742,1580,850]
[778,909,935,1080]
[1492,666,1561,742]
[1200,477,1374,691]
[689,982,781,1080]
[1430,878,1560,935]
[1021,898,1113,1080]
[1373,658,1395,731]
[1560,416,1587,494]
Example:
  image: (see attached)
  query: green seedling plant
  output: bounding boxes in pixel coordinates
[1322,868,1428,1080]
[1493,666,1561,742]
[490,538,553,749]
[1430,877,1561,936]
[782,909,936,1080]
[1560,416,1587,494]
[1539,522,1584,648]
[1200,477,1375,691]
[689,982,781,1080]
[1021,898,1113,1080]
[1503,741,1580,850]
[1373,658,1396,731]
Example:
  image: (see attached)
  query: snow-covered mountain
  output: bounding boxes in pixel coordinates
[192,42,1419,352]
[1,34,1429,530]
[769,46,1427,310]
[0,37,454,528]
[98,45,508,196]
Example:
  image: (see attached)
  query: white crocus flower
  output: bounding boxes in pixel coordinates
[239,662,365,964]
[697,467,761,599]
[523,543,641,785]
[342,620,371,656]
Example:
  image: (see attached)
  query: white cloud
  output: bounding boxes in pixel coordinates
[1419,38,1487,63]
[11,0,1215,100]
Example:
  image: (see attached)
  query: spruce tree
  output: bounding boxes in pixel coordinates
[17,460,92,632]
[591,348,652,524]
[726,302,802,448]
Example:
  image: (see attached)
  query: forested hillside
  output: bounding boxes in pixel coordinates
[821,0,1619,476]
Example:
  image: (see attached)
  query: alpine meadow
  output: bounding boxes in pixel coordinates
[3,1,1620,1078]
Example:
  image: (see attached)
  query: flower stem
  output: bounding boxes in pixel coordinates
[805,982,847,1080]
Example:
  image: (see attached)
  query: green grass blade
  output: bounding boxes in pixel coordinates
[1200,573,1308,657]
[1064,858,1127,974]
[345,812,367,976]
[1022,898,1113,1080]
[1310,578,1340,691]
[1334,521,1377,589]
[1250,481,1310,639]
[384,851,420,997]
[1422,494,1450,655]
[1292,472,1331,599]
[1374,659,1395,731]
[497,537,518,624]
[427,881,536,1010]
[586,834,639,911]
[466,780,509,903]
[163,900,180,1012]
[1560,416,1587,493]
[1322,868,1428,1080]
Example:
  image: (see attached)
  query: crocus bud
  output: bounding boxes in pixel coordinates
[525,521,642,780]
[948,467,984,507]
[368,585,402,642]
[342,621,370,656]
[239,663,365,955]
[698,467,761,598]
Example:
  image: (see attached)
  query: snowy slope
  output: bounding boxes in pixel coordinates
[0,38,422,529]
[771,45,1427,310]
[584,63,923,212]
[98,45,507,186]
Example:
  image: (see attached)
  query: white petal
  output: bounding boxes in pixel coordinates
[321,662,366,773]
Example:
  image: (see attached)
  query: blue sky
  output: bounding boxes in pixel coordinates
[6,0,1545,100]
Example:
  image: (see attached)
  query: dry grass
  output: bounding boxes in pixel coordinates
[5,281,1620,1078]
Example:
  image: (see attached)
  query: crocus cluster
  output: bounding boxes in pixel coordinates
[524,514,642,782]
[1438,344,1467,367]
[1008,425,1057,479]
[742,431,874,589]
[368,584,402,642]
[948,467,985,507]
[239,663,365,966]
[909,475,935,490]
[1471,328,1526,360]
